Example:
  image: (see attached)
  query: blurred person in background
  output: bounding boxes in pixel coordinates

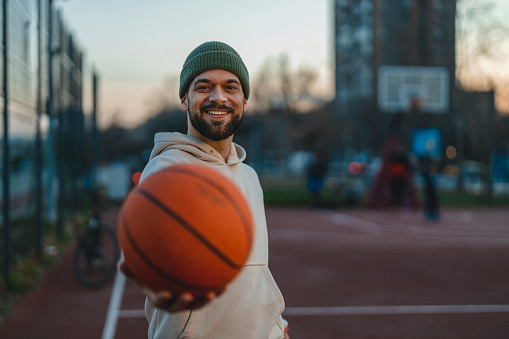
[389,147,410,207]
[306,153,328,206]
[423,159,441,221]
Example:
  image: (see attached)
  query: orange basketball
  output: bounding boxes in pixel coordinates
[117,163,253,296]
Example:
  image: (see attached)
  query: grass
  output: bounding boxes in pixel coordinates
[261,175,346,207]
[261,176,305,205]
[5,257,42,293]
[261,174,509,208]
[0,252,59,329]
[438,191,509,207]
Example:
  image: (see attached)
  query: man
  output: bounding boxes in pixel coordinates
[120,41,289,339]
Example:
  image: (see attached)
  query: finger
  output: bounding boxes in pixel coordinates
[168,292,193,310]
[189,291,216,309]
[215,286,226,296]
[143,288,172,307]
[149,291,192,311]
[118,261,136,281]
[143,289,214,312]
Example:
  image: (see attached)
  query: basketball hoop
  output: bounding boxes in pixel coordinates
[410,97,425,112]
[378,66,449,114]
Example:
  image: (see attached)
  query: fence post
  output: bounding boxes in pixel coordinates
[2,0,10,280]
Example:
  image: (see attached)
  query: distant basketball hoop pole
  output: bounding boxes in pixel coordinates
[409,97,423,146]
[410,97,424,112]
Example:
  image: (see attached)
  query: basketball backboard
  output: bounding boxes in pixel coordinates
[378,66,449,113]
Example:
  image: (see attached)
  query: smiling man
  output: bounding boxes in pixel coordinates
[184,69,246,158]
[120,41,289,339]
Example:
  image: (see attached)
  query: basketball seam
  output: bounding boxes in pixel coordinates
[121,210,228,291]
[161,166,253,249]
[136,188,243,270]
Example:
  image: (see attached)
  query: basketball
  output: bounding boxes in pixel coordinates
[117,163,253,296]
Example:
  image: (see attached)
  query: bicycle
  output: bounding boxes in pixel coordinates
[73,191,120,289]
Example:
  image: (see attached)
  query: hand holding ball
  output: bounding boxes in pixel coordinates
[118,164,253,297]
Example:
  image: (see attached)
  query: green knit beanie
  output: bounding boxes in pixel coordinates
[179,41,250,100]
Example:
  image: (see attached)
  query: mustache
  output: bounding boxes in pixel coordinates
[200,103,234,113]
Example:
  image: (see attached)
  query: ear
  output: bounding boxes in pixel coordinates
[180,95,188,112]
[243,98,248,113]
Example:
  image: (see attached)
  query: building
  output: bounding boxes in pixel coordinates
[334,0,457,155]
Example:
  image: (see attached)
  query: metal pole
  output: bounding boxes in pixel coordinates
[486,90,495,201]
[35,0,43,258]
[92,69,98,188]
[55,9,64,239]
[2,0,10,280]
[46,0,57,231]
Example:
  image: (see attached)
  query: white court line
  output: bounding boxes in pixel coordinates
[318,209,382,234]
[283,305,509,316]
[101,269,127,339]
[317,209,509,242]
[115,305,509,319]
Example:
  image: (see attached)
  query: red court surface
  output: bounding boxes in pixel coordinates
[1,206,509,338]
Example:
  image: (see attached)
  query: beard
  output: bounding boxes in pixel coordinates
[188,101,243,141]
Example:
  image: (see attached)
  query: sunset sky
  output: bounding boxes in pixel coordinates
[57,0,509,128]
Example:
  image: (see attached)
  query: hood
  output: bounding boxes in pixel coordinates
[149,132,246,166]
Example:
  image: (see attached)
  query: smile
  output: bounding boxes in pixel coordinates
[206,110,229,115]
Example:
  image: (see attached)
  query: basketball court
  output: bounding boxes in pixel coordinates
[267,207,509,339]
[4,205,508,338]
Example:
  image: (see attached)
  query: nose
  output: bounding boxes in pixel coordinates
[209,86,227,104]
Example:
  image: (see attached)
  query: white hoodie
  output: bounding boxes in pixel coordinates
[141,132,287,339]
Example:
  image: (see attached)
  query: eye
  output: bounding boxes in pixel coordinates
[225,85,239,91]
[195,85,210,91]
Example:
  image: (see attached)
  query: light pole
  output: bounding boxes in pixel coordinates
[91,68,99,188]
[47,0,69,238]
[2,0,10,280]
[46,0,56,226]
[35,0,44,258]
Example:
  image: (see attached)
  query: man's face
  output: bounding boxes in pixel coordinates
[181,69,247,142]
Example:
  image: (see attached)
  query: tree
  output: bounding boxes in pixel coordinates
[456,0,508,102]
[251,54,319,114]
[456,0,509,196]
[144,75,181,114]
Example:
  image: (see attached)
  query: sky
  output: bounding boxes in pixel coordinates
[57,0,509,129]
[58,0,334,128]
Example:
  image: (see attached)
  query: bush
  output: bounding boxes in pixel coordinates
[6,257,41,293]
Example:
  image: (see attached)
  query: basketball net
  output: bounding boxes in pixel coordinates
[410,97,425,112]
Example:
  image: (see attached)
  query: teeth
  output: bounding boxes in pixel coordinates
[207,111,227,115]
